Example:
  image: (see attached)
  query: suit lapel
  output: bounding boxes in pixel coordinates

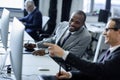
[107,47,120,60]
[56,26,69,44]
[99,47,120,62]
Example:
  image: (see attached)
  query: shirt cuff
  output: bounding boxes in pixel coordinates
[45,49,48,54]
[62,51,69,60]
[36,43,38,48]
[68,72,72,78]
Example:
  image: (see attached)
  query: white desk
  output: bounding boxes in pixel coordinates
[22,54,64,76]
[2,53,63,80]
[86,22,105,33]
[86,22,106,62]
[0,20,63,79]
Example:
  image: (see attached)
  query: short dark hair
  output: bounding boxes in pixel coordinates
[75,10,86,23]
[111,17,120,29]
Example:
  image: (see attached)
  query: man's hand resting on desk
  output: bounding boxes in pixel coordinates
[32,50,46,56]
[24,43,36,50]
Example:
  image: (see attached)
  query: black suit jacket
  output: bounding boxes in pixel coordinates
[65,47,120,80]
[19,8,42,41]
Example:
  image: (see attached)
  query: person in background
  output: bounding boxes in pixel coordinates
[44,17,120,80]
[19,0,42,42]
[24,10,91,71]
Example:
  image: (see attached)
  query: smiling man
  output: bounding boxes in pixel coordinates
[44,17,120,80]
[24,10,91,71]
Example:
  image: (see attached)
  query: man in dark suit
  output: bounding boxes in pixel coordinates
[44,17,120,80]
[19,0,42,42]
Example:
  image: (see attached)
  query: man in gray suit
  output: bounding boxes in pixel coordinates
[44,17,120,80]
[24,10,91,71]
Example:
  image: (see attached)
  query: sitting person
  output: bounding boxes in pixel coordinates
[44,17,120,80]
[24,10,91,71]
[19,0,42,42]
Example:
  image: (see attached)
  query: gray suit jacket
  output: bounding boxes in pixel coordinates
[37,21,91,58]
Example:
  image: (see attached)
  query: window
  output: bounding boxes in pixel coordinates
[83,0,91,13]
[111,0,120,17]
[0,0,24,9]
[94,0,106,13]
[83,0,106,14]
[111,0,120,9]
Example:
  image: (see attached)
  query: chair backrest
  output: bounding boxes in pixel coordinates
[42,16,50,30]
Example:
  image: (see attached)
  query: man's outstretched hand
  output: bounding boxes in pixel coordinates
[43,43,64,57]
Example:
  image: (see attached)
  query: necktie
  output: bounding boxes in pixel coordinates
[100,50,110,63]
[57,32,71,47]
[61,32,71,46]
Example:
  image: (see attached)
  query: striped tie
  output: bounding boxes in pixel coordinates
[61,32,71,46]
[57,32,71,47]
[100,50,110,63]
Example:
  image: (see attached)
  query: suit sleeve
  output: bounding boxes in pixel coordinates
[25,12,42,30]
[65,52,120,78]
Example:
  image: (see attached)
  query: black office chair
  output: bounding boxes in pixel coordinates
[37,16,50,41]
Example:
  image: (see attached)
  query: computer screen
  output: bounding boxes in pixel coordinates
[10,17,25,80]
[0,8,10,51]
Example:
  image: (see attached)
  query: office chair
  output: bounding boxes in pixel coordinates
[37,16,50,41]
[87,9,109,58]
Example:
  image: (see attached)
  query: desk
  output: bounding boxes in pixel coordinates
[4,53,64,80]
[86,22,105,33]
[22,54,64,76]
[86,22,106,62]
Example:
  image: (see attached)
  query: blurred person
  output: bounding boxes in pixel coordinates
[44,17,120,80]
[19,0,42,42]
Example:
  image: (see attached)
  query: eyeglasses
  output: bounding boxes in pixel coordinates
[105,28,119,32]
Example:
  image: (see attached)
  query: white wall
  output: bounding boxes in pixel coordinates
[70,0,83,15]
[39,0,50,16]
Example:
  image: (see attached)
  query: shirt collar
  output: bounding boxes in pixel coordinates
[109,45,120,53]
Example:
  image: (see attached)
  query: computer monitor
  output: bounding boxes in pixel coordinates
[0,8,10,51]
[10,17,25,80]
[98,9,109,23]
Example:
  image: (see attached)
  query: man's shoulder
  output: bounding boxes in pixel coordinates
[33,8,42,14]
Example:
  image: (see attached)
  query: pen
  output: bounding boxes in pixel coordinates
[58,63,61,76]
